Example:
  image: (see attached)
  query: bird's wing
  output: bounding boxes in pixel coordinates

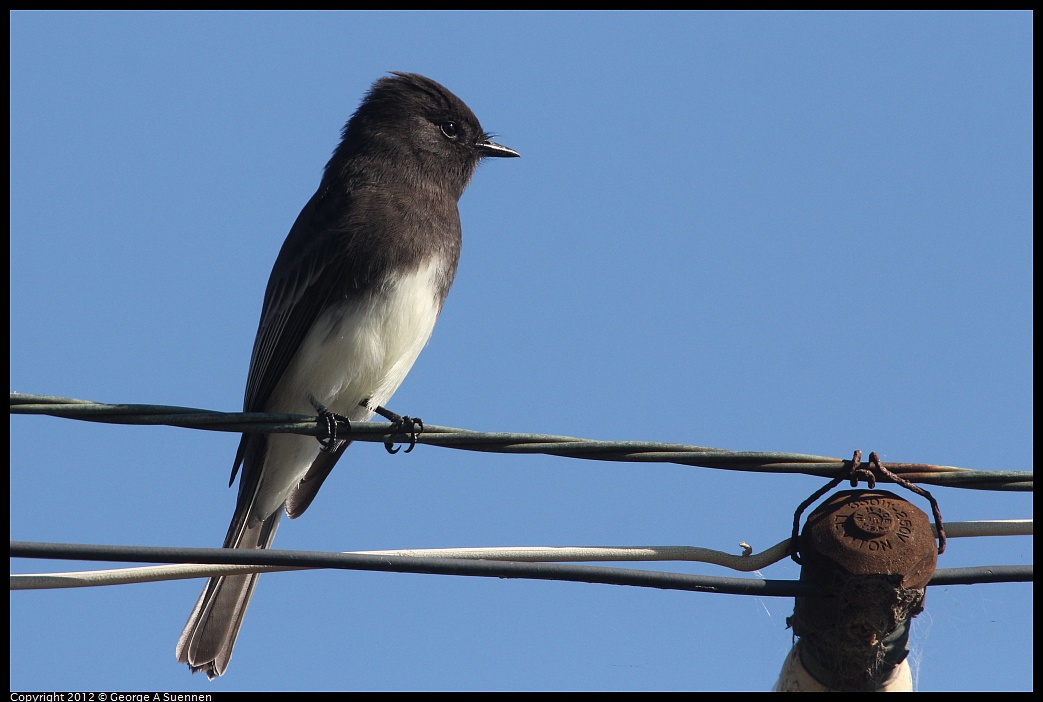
[243,190,359,416]
[227,183,370,478]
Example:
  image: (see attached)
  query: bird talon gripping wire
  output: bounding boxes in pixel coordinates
[385,415,423,454]
[309,397,350,452]
[364,402,424,454]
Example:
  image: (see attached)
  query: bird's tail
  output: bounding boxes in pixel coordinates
[175,508,281,678]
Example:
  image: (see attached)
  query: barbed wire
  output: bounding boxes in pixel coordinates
[9,394,1032,491]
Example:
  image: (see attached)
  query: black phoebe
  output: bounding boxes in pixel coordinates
[176,72,518,677]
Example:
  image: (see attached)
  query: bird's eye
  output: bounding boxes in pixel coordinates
[440,121,460,139]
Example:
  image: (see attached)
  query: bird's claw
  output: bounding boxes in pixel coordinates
[385,415,423,454]
[310,397,349,452]
[362,400,424,454]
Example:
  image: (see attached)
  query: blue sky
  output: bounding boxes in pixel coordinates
[10,11,1032,691]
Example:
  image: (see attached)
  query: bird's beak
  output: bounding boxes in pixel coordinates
[477,138,520,158]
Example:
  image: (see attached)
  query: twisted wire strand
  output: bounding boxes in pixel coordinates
[10,394,1032,491]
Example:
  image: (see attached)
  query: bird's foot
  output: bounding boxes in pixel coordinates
[310,396,350,452]
[361,400,424,454]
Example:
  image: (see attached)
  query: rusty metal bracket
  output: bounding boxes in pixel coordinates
[791,450,946,565]
[786,488,940,690]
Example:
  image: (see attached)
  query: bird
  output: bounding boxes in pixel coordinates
[176,72,519,678]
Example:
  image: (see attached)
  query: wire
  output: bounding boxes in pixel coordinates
[10,520,1031,590]
[10,541,816,597]
[11,537,1032,592]
[10,394,1032,597]
[9,393,1032,491]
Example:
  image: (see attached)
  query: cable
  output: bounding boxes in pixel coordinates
[10,540,1032,593]
[10,393,1032,491]
[10,394,1032,598]
[10,519,1031,590]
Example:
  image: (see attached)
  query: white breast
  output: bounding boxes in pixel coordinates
[250,256,447,520]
